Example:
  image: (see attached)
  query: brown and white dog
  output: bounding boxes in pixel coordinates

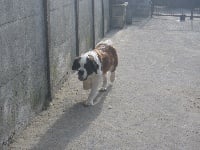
[72,40,118,106]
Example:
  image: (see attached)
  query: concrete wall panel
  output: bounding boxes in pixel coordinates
[0,0,48,146]
[49,0,76,96]
[103,0,111,34]
[78,0,93,53]
[94,0,103,44]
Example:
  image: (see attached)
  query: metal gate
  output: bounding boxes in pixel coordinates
[152,0,200,18]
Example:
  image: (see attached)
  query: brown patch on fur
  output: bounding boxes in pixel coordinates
[94,43,118,74]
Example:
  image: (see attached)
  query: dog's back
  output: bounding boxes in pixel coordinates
[95,40,118,74]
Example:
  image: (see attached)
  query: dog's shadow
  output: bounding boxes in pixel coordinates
[32,85,112,150]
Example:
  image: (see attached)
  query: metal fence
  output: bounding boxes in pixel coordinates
[152,0,200,18]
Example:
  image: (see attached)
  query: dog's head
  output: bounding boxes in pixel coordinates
[72,55,99,81]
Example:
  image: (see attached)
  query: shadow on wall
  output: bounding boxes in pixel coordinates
[31,86,112,149]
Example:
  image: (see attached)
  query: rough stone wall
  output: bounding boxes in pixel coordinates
[0,0,49,147]
[49,0,76,96]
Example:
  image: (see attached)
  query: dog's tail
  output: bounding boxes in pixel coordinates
[96,39,113,46]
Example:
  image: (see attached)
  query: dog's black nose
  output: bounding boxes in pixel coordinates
[78,70,84,76]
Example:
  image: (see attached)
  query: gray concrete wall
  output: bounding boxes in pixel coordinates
[103,0,111,34]
[78,0,94,53]
[49,0,76,96]
[94,0,104,44]
[0,0,49,147]
[48,0,111,96]
[78,0,110,52]
[0,0,111,147]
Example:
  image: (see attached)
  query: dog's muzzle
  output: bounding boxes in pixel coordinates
[78,70,86,81]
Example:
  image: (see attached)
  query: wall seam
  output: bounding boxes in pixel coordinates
[43,0,52,108]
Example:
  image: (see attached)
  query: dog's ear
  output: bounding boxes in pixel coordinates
[72,57,81,70]
[88,55,99,74]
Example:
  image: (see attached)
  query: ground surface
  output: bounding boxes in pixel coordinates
[10,16,200,150]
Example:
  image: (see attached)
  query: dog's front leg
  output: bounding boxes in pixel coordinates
[84,75,101,106]
[99,73,108,92]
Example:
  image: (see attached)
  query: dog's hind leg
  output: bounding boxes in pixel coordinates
[110,71,115,83]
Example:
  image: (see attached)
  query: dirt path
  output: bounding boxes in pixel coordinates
[10,16,200,150]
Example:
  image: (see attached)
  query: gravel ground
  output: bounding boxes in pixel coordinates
[10,16,200,150]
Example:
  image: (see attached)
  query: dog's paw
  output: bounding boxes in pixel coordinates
[83,101,94,106]
[99,87,107,92]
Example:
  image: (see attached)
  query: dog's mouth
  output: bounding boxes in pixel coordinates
[78,75,87,81]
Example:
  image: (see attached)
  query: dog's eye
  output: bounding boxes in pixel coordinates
[84,63,92,72]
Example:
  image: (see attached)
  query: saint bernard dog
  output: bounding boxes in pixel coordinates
[72,40,118,106]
